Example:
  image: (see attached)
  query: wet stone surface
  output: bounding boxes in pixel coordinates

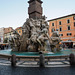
[0,58,74,75]
[0,65,75,75]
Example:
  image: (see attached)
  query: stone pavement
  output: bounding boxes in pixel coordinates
[0,58,75,75]
[0,58,70,67]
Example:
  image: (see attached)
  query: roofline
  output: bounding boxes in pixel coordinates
[4,30,14,34]
[48,14,75,22]
[15,27,22,30]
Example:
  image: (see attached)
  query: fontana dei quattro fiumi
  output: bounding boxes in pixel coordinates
[0,0,75,67]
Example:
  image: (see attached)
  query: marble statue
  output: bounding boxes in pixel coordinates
[9,0,61,53]
[9,17,61,53]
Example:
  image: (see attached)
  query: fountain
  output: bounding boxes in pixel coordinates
[0,0,74,67]
[9,0,61,53]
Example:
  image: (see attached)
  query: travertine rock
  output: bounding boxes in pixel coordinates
[50,31,61,52]
[9,17,61,52]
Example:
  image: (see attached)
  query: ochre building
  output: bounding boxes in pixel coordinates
[15,27,22,36]
[49,14,75,46]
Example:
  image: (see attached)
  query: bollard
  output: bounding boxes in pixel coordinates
[8,57,10,61]
[69,53,75,66]
[11,54,16,67]
[39,52,45,67]
[18,58,20,61]
[65,57,68,61]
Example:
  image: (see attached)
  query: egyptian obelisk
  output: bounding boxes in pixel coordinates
[28,0,43,19]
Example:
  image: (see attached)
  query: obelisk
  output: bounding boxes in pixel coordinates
[28,0,43,19]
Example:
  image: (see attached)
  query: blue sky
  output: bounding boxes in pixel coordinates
[0,0,75,29]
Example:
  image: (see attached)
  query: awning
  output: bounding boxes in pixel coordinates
[0,43,9,45]
[61,41,75,43]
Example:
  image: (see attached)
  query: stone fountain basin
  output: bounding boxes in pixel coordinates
[0,49,74,57]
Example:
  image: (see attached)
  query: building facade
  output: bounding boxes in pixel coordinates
[49,14,75,47]
[15,27,22,36]
[4,27,14,43]
[0,28,4,43]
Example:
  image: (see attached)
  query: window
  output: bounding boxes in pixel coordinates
[74,16,75,20]
[51,28,55,32]
[68,39,72,41]
[59,21,61,25]
[67,33,72,36]
[59,27,62,31]
[19,31,21,33]
[59,34,63,36]
[74,22,75,27]
[67,26,70,30]
[52,23,54,26]
[0,38,1,42]
[67,19,70,23]
[56,29,58,31]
